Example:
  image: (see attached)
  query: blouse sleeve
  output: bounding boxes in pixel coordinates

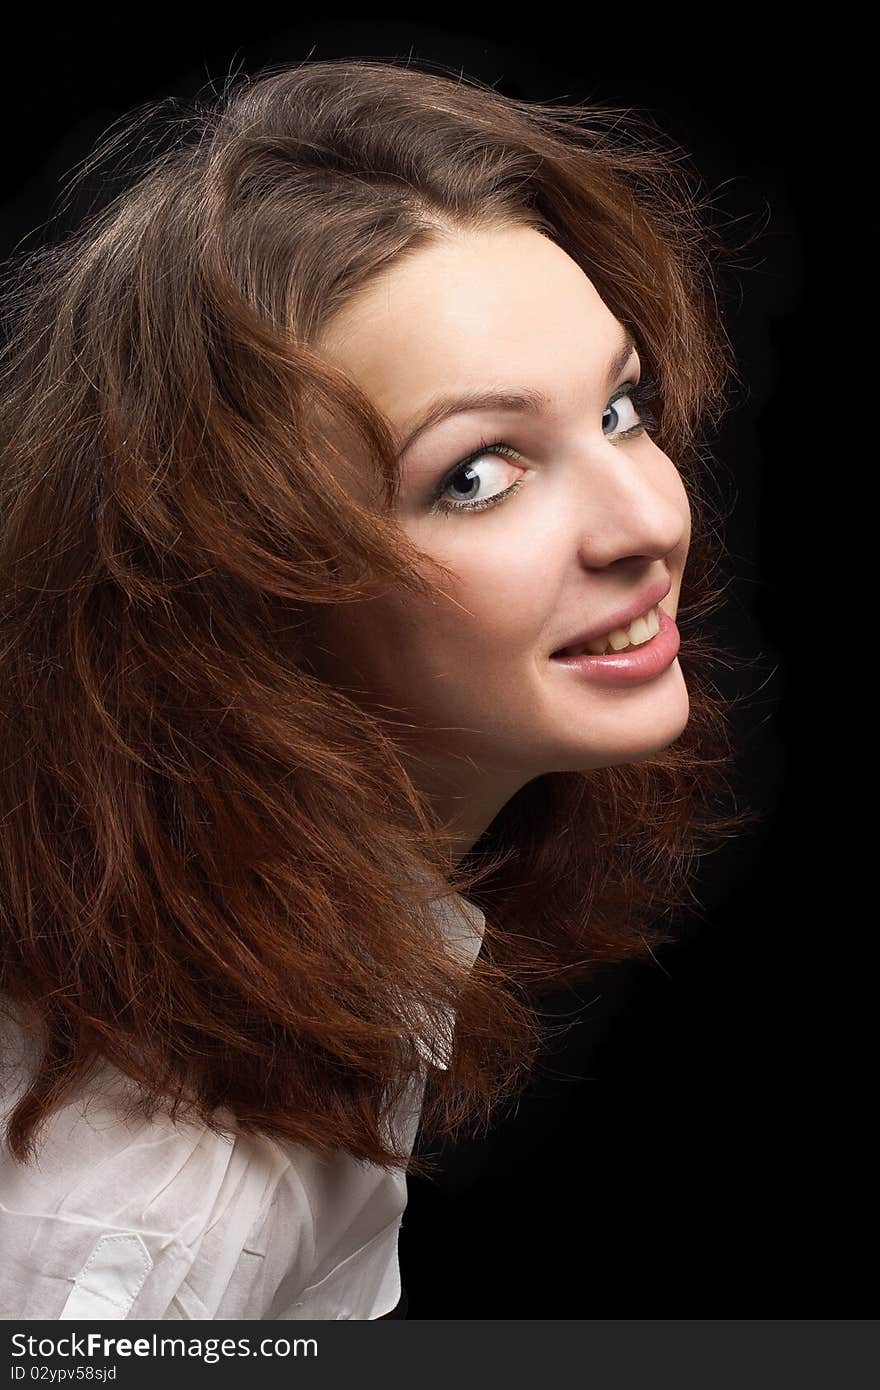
[0,1063,316,1320]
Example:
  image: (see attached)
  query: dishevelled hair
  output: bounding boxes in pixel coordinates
[0,57,760,1175]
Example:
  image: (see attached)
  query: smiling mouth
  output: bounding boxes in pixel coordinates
[550,603,662,659]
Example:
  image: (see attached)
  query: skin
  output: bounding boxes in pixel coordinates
[309,223,692,866]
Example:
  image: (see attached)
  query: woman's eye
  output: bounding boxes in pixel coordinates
[603,385,647,437]
[430,444,525,516]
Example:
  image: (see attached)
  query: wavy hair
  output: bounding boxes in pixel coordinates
[0,56,762,1175]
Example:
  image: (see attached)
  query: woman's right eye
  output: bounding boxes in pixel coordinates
[430,442,526,516]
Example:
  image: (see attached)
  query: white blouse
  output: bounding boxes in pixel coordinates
[0,890,485,1321]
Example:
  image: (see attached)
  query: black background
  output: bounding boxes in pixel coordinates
[1,12,855,1317]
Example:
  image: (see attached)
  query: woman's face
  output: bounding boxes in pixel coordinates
[311,223,692,849]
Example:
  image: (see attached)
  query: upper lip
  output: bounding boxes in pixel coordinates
[551,577,671,656]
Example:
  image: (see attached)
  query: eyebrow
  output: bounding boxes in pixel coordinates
[395,326,639,457]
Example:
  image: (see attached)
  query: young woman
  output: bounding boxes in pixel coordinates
[0,57,755,1319]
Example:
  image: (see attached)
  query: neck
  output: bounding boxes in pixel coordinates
[403,750,532,871]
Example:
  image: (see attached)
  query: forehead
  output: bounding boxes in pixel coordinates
[315,225,622,430]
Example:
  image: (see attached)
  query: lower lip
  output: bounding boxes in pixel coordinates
[549,606,680,686]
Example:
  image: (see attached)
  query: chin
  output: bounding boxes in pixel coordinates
[548,684,691,772]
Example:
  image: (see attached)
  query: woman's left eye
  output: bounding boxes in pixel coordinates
[604,380,657,438]
[429,376,660,517]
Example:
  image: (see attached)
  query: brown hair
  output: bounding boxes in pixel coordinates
[0,56,761,1176]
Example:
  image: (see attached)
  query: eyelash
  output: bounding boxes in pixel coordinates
[429,375,661,517]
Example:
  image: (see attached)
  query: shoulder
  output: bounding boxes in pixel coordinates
[0,1007,315,1319]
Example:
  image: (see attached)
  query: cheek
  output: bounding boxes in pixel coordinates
[676,478,693,556]
[653,452,692,558]
[311,591,462,692]
[421,549,550,665]
[312,518,556,693]
[670,454,691,514]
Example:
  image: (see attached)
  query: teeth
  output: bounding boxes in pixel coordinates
[572,604,661,657]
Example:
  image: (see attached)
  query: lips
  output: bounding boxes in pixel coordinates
[550,578,672,658]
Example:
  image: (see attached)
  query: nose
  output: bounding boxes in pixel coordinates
[569,444,687,570]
